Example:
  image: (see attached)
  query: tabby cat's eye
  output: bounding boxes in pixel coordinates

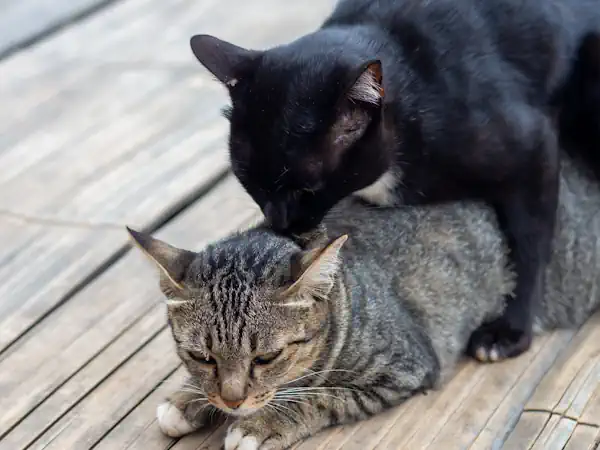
[188,350,216,365]
[254,349,283,365]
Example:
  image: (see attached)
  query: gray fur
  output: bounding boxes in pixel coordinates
[130,155,600,449]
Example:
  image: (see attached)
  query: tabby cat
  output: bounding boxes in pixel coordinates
[128,156,600,450]
[188,0,600,362]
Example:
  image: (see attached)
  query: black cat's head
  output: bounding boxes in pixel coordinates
[189,32,393,233]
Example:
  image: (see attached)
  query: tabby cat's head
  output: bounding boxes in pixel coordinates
[189,32,394,233]
[127,227,347,416]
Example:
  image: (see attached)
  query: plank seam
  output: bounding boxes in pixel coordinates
[0,209,125,229]
[523,409,600,429]
[0,0,126,62]
[87,363,181,450]
[0,168,229,362]
[1,303,160,447]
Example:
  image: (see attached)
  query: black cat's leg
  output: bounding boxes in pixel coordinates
[558,32,600,177]
[467,115,559,362]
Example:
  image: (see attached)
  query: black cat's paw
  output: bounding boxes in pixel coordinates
[467,318,532,363]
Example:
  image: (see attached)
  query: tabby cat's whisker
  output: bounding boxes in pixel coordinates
[180,382,206,391]
[279,386,361,394]
[270,397,313,408]
[178,387,207,396]
[268,402,298,424]
[184,397,209,405]
[282,369,356,386]
[274,392,347,402]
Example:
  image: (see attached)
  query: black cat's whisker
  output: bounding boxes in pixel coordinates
[275,166,290,184]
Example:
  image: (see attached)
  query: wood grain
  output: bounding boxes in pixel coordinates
[0,0,111,57]
[563,424,600,450]
[502,411,550,450]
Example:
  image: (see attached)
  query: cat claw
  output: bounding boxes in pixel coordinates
[156,402,196,437]
[224,427,260,450]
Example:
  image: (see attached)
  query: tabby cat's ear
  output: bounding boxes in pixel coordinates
[189,34,260,88]
[347,60,384,105]
[283,234,348,303]
[126,227,195,293]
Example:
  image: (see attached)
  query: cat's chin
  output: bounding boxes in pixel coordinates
[222,406,263,417]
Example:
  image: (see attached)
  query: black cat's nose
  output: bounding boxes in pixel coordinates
[264,201,289,231]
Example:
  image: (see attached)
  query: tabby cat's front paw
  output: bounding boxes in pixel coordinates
[156,402,198,437]
[224,423,287,450]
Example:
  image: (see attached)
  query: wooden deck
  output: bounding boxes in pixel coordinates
[1,0,599,448]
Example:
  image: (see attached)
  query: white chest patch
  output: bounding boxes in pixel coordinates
[354,170,400,206]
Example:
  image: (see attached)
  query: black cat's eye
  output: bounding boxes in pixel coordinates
[188,350,216,365]
[253,349,283,366]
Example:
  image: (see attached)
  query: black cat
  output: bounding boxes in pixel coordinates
[188,0,600,362]
[557,32,600,176]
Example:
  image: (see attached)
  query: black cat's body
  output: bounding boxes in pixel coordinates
[189,0,600,362]
[557,32,600,177]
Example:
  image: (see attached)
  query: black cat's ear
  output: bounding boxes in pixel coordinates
[281,234,348,304]
[326,61,384,164]
[189,34,260,88]
[126,227,195,293]
[347,60,384,105]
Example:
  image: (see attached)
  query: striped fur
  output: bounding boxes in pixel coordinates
[130,155,600,449]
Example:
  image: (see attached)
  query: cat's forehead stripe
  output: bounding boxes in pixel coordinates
[201,231,295,280]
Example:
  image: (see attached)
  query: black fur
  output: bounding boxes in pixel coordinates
[189,0,600,361]
[557,32,600,177]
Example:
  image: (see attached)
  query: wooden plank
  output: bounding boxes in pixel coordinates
[526,315,600,416]
[0,303,165,450]
[29,330,180,450]
[0,0,334,359]
[565,360,600,420]
[531,415,578,450]
[529,414,561,450]
[0,177,260,447]
[580,382,600,426]
[467,331,576,450]
[563,424,600,450]
[371,362,487,449]
[92,367,223,450]
[502,411,550,450]
[0,0,112,57]
[91,368,186,450]
[173,423,230,450]
[419,333,572,450]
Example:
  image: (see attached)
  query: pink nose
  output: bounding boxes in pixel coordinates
[222,398,244,409]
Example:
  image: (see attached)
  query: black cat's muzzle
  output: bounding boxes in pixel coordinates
[263,198,325,235]
[263,201,290,231]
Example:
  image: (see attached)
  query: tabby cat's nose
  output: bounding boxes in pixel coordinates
[222,398,245,409]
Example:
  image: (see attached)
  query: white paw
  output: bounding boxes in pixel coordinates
[224,426,260,450]
[156,402,196,437]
